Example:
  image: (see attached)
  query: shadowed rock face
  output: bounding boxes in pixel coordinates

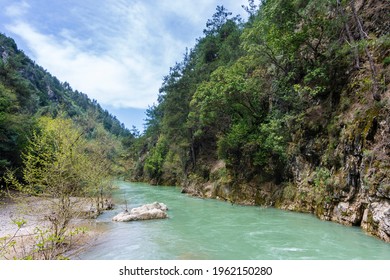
[112,202,168,222]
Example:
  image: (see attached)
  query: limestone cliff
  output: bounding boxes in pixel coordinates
[182,43,389,242]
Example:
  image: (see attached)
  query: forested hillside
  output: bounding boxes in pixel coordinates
[0,33,134,179]
[129,0,390,242]
[0,31,141,258]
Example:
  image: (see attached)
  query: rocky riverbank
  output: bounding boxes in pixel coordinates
[181,153,390,243]
[0,195,111,259]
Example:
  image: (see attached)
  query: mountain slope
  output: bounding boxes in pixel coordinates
[0,33,133,177]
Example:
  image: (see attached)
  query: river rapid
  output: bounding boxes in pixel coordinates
[78,181,390,260]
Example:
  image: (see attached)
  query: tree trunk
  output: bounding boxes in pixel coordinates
[336,0,360,69]
[349,0,380,101]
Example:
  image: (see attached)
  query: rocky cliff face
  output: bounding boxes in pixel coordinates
[280,83,390,242]
[182,62,390,242]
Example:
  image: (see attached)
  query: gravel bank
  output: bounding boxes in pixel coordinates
[0,196,107,259]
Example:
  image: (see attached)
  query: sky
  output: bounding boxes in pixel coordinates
[0,0,248,131]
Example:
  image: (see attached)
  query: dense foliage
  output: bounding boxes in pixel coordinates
[130,0,389,210]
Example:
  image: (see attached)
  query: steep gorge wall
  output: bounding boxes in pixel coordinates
[278,0,390,242]
[182,55,390,242]
[280,82,390,242]
[181,4,390,240]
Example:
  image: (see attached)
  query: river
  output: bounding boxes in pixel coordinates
[78,181,390,260]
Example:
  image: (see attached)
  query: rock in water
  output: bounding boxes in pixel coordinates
[112,202,168,222]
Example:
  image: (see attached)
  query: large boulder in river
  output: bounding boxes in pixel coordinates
[112,202,168,222]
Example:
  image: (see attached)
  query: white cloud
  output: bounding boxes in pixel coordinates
[4,1,30,18]
[6,20,161,109]
[3,0,249,109]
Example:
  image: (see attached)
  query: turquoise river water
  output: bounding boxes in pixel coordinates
[78,181,390,260]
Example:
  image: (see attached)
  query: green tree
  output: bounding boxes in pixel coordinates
[0,83,32,178]
[143,135,169,183]
[8,117,113,242]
